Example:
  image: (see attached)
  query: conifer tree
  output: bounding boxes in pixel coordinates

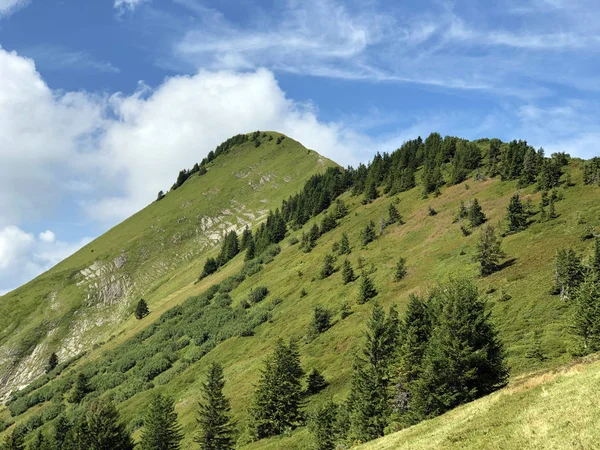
[340,301,352,319]
[68,373,89,404]
[201,257,218,278]
[553,248,584,299]
[360,221,377,247]
[309,305,331,336]
[85,398,133,450]
[468,198,486,227]
[592,238,600,278]
[244,237,256,261]
[3,429,24,450]
[475,225,505,276]
[572,277,600,353]
[454,201,469,223]
[363,180,378,204]
[135,299,150,320]
[305,369,328,395]
[548,195,557,219]
[506,194,527,232]
[309,401,339,450]
[393,257,407,282]
[29,431,49,450]
[338,233,351,255]
[239,226,253,251]
[251,340,304,439]
[196,363,234,450]
[45,352,58,373]
[388,203,402,225]
[411,279,508,420]
[140,393,182,450]
[217,231,239,266]
[341,259,355,284]
[357,272,377,304]
[320,213,338,234]
[397,294,431,386]
[334,199,349,219]
[348,304,399,441]
[320,254,335,279]
[52,414,71,450]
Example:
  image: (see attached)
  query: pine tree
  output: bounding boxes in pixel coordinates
[360,221,377,247]
[195,363,234,450]
[506,194,527,233]
[388,203,402,225]
[341,259,355,284]
[309,401,339,450]
[45,352,58,373]
[3,429,24,450]
[334,199,348,219]
[393,257,407,282]
[340,301,352,319]
[309,305,331,336]
[251,340,304,439]
[68,373,89,404]
[454,201,469,223]
[572,277,600,353]
[240,226,253,251]
[548,195,557,219]
[320,254,335,279]
[244,238,256,261]
[29,431,51,450]
[200,257,219,278]
[52,414,71,450]
[348,304,399,441]
[140,393,182,450]
[135,298,150,320]
[411,279,508,420]
[553,248,584,299]
[217,231,239,266]
[357,272,377,304]
[468,198,486,227]
[338,233,351,255]
[320,213,338,234]
[397,294,431,386]
[475,225,506,276]
[156,190,166,201]
[305,368,328,395]
[592,238,600,278]
[363,180,378,204]
[86,399,133,450]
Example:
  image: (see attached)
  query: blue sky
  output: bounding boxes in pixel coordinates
[0,0,599,293]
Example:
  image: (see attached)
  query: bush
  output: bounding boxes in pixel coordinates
[248,286,269,303]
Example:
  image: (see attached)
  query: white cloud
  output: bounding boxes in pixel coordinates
[22,46,120,73]
[0,0,29,17]
[114,0,148,12]
[0,226,89,294]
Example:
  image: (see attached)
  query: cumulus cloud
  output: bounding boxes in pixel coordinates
[0,0,29,17]
[0,226,90,295]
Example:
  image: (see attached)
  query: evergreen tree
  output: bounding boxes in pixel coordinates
[29,431,48,450]
[393,257,407,282]
[68,373,89,404]
[195,363,234,450]
[217,231,239,266]
[468,198,486,227]
[548,195,557,219]
[506,194,528,233]
[348,304,399,441]
[156,190,165,201]
[428,205,437,216]
[340,301,352,319]
[572,277,600,353]
[388,203,402,225]
[357,271,377,304]
[200,257,218,279]
[239,226,253,251]
[320,213,338,234]
[592,238,600,278]
[411,279,508,420]
[135,298,150,320]
[454,200,469,223]
[140,393,182,450]
[320,254,335,279]
[45,352,58,373]
[251,340,304,439]
[363,180,378,204]
[52,414,71,450]
[475,225,506,276]
[3,429,24,450]
[360,221,377,247]
[397,294,431,386]
[337,233,351,255]
[309,305,332,336]
[85,399,133,450]
[553,248,584,299]
[244,238,256,261]
[334,199,348,219]
[305,369,328,395]
[309,401,339,450]
[341,259,355,284]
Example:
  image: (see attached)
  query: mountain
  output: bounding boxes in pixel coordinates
[0,132,599,449]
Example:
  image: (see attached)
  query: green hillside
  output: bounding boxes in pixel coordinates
[0,133,599,450]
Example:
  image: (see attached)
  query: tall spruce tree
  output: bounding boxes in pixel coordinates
[572,277,600,353]
[506,194,528,233]
[3,429,24,450]
[320,254,335,279]
[52,414,71,450]
[85,398,133,450]
[593,238,600,278]
[309,401,339,450]
[475,225,505,276]
[348,304,400,441]
[140,393,182,450]
[341,259,355,284]
[196,363,234,450]
[553,248,584,299]
[251,340,304,439]
[411,279,508,420]
[135,299,150,320]
[45,352,59,373]
[360,221,377,247]
[68,373,89,404]
[244,238,256,261]
[468,198,486,227]
[397,294,431,386]
[338,233,351,255]
[239,226,253,251]
[388,203,402,225]
[357,271,377,304]
[393,257,407,282]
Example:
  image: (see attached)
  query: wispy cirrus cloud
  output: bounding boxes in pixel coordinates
[23,46,120,73]
[0,0,29,18]
[114,0,149,13]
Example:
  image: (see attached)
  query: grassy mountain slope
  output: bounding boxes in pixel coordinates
[357,354,600,450]
[0,132,335,399]
[0,135,598,449]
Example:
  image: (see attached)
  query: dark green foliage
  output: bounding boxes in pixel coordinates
[52,414,71,450]
[397,295,431,387]
[582,157,600,186]
[363,180,379,204]
[506,194,528,233]
[360,220,377,247]
[333,199,348,219]
[300,288,308,298]
[251,340,304,439]
[337,233,351,255]
[200,258,218,279]
[572,277,600,353]
[248,286,269,304]
[340,302,352,319]
[156,191,165,202]
[487,138,501,176]
[475,225,506,276]
[393,257,407,282]
[28,431,49,450]
[499,140,535,181]
[428,205,437,216]
[135,299,150,320]
[341,259,355,284]
[320,213,338,234]
[518,147,540,187]
[320,254,335,279]
[309,401,339,450]
[305,369,328,395]
[553,248,584,299]
[239,226,253,251]
[309,306,331,337]
[348,304,400,442]
[68,374,89,404]
[195,363,234,450]
[538,158,563,191]
[468,198,486,227]
[45,353,58,374]
[448,140,481,185]
[357,272,377,304]
[3,429,24,450]
[301,224,320,253]
[410,279,508,420]
[217,231,239,266]
[244,238,256,261]
[140,393,182,450]
[388,203,402,225]
[454,201,469,223]
[592,238,600,277]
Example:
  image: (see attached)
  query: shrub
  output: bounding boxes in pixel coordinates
[249,286,269,303]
